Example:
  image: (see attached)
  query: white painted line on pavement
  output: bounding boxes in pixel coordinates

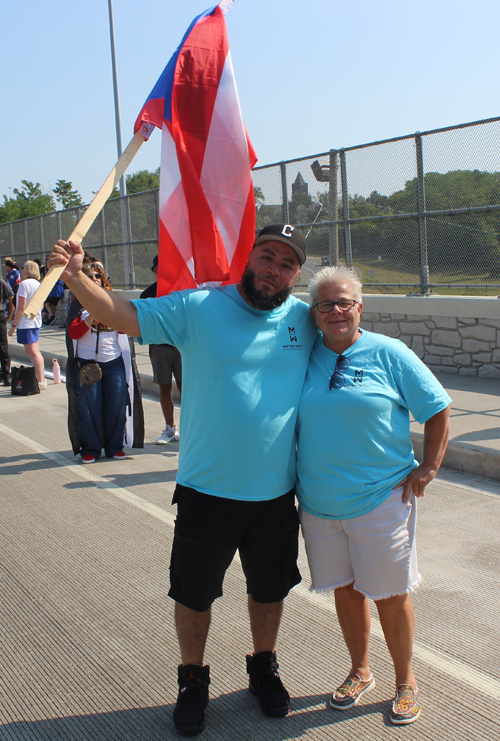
[0,422,175,528]
[2,422,500,700]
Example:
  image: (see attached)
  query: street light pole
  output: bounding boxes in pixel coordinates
[107,0,135,288]
[107,0,125,198]
[311,153,339,266]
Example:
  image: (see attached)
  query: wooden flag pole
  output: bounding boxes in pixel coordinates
[23,123,154,319]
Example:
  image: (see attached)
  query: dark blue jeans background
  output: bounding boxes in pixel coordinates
[74,355,128,458]
[0,314,11,379]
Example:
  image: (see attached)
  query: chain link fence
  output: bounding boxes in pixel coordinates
[0,190,160,290]
[2,116,500,294]
[254,116,500,295]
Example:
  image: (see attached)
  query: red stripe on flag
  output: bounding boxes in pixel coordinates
[169,8,231,283]
[174,12,229,176]
[149,5,257,295]
[157,220,197,296]
[135,97,165,132]
[172,116,231,283]
[222,183,256,285]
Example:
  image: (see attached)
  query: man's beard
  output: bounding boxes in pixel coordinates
[240,266,292,310]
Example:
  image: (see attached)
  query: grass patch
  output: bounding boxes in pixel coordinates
[298,255,500,296]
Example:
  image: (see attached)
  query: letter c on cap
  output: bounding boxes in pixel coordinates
[281,224,294,237]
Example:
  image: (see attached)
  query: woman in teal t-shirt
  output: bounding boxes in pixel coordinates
[296,266,451,726]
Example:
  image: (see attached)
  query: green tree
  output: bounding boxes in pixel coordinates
[53,179,83,209]
[0,180,55,223]
[0,196,22,224]
[126,168,160,194]
[385,170,500,276]
[254,185,265,209]
[13,180,56,214]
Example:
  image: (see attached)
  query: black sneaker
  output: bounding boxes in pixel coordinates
[173,664,210,735]
[246,651,291,717]
[3,375,11,387]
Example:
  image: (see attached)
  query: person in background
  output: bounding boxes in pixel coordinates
[0,277,14,386]
[296,265,451,726]
[34,258,46,279]
[40,256,65,325]
[65,263,144,464]
[140,255,182,444]
[4,259,21,297]
[8,260,46,391]
[62,253,103,330]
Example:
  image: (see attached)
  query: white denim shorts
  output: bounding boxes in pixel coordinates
[299,485,421,600]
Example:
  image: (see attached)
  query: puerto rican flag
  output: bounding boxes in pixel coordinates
[134,2,257,295]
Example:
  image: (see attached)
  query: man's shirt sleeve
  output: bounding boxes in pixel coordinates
[131,291,189,348]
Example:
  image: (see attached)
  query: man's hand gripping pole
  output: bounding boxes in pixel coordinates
[23,122,155,319]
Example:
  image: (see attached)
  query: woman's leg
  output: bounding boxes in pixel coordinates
[334,583,372,680]
[24,341,45,383]
[375,593,417,688]
[101,356,128,457]
[74,362,103,458]
[342,486,420,690]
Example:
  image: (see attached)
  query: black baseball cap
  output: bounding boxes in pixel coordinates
[254,224,307,265]
[151,255,159,271]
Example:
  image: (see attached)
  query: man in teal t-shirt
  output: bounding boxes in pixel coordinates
[48,224,316,735]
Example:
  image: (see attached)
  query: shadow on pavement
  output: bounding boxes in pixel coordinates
[0,692,395,741]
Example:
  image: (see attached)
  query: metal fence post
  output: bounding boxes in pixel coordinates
[329,150,339,266]
[100,209,108,272]
[40,216,45,257]
[155,188,160,239]
[280,162,290,223]
[126,195,135,288]
[339,150,352,267]
[121,195,135,289]
[23,220,29,259]
[415,134,430,295]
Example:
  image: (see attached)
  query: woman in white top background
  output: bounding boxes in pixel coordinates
[7,260,46,391]
[66,263,144,464]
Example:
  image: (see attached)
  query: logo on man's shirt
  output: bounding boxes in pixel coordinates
[283,326,304,350]
[354,370,363,383]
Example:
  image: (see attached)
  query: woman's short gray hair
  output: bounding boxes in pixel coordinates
[308,265,363,305]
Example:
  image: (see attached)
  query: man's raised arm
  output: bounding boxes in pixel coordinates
[48,240,141,337]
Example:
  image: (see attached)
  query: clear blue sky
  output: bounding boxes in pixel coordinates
[1,0,499,205]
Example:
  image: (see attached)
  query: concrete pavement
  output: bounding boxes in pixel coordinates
[0,381,499,740]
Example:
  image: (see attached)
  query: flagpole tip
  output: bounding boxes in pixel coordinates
[219,0,234,14]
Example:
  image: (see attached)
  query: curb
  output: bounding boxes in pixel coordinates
[411,432,500,484]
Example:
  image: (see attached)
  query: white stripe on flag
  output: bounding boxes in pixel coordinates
[159,123,195,277]
[201,51,252,264]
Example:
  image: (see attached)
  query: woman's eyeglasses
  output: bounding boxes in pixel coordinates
[329,355,350,390]
[313,299,358,313]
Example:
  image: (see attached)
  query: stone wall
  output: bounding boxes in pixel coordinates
[359,312,500,379]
